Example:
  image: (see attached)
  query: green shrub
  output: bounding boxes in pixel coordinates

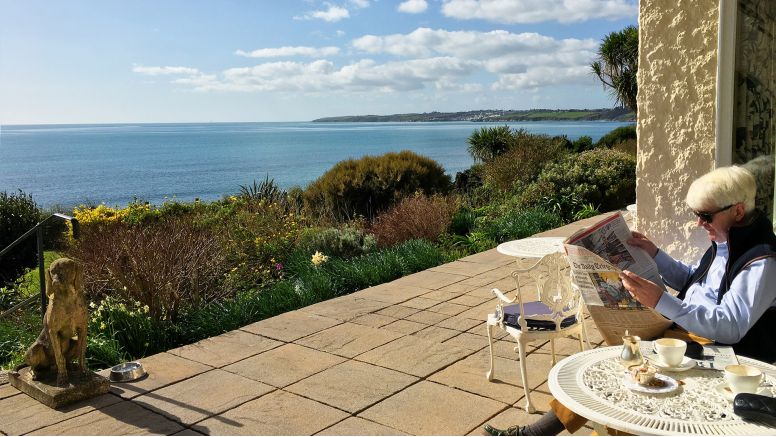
[0,190,40,284]
[467,125,513,162]
[482,130,568,192]
[88,296,161,359]
[238,176,288,207]
[571,135,595,153]
[596,125,636,148]
[0,310,38,369]
[369,194,458,247]
[299,226,377,259]
[477,207,564,243]
[303,151,451,222]
[613,138,637,157]
[449,205,478,236]
[535,148,636,216]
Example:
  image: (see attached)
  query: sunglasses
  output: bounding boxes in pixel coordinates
[692,204,734,223]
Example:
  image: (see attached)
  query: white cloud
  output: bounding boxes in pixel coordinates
[135,27,602,95]
[132,66,201,76]
[349,0,370,8]
[296,4,350,22]
[235,46,340,58]
[351,28,596,72]
[336,30,346,37]
[492,66,594,90]
[398,0,428,14]
[441,0,637,24]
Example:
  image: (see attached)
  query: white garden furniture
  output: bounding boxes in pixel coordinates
[486,251,590,413]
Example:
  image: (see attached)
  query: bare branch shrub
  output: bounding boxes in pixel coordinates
[67,217,230,322]
[369,194,458,247]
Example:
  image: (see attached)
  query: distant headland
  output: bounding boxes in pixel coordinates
[312,107,635,123]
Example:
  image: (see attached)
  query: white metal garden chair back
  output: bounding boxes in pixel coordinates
[485,251,590,413]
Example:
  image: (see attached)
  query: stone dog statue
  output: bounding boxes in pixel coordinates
[22,258,88,386]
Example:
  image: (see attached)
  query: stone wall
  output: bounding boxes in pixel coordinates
[637,0,720,262]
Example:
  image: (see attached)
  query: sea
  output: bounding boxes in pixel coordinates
[0,121,634,209]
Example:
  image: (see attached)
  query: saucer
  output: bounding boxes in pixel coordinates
[623,372,679,394]
[649,355,696,372]
[714,383,770,402]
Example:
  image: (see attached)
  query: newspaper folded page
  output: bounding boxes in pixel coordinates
[563,213,671,345]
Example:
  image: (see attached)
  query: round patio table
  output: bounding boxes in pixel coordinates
[496,237,566,258]
[548,346,776,435]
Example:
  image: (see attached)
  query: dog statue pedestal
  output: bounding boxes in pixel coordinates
[9,367,109,409]
[12,258,110,409]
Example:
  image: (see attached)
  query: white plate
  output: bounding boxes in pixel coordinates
[648,355,696,372]
[622,372,679,394]
[714,383,770,402]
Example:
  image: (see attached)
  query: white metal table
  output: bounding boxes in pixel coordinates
[496,237,566,258]
[548,346,776,435]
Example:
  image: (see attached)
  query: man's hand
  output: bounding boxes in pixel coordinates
[627,231,659,257]
[619,270,663,308]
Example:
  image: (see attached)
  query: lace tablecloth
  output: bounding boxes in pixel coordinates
[549,346,776,435]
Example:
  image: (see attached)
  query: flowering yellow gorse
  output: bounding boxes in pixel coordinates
[311,251,329,266]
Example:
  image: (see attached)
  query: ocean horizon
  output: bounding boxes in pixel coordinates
[0,120,633,209]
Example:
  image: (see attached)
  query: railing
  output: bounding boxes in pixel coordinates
[0,213,80,319]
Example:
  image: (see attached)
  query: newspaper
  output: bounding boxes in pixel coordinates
[564,212,672,345]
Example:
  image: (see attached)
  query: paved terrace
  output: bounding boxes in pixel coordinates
[0,214,614,436]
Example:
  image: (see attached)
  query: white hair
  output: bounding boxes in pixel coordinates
[685,166,757,213]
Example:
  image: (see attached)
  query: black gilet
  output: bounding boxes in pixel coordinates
[677,212,776,362]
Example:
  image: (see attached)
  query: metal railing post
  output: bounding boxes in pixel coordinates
[37,226,46,320]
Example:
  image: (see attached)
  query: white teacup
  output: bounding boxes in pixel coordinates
[654,338,687,367]
[725,364,764,394]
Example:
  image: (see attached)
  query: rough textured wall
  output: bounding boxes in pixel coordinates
[637,0,719,262]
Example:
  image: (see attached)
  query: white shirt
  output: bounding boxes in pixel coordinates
[654,242,776,344]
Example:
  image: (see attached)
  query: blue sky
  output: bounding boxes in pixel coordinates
[0,0,637,124]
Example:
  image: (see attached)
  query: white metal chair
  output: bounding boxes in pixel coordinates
[485,251,590,413]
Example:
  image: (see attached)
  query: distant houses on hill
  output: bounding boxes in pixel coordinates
[312,108,635,123]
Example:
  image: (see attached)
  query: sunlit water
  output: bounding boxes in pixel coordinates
[0,121,633,208]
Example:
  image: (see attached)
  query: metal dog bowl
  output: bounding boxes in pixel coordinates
[109,362,146,382]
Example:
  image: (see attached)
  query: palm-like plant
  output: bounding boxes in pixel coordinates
[591,25,639,115]
[466,125,513,162]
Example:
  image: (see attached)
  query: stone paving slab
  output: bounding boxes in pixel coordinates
[355,283,433,304]
[442,332,490,351]
[295,322,404,358]
[316,416,409,436]
[0,384,20,400]
[381,319,427,335]
[0,392,121,436]
[403,309,448,325]
[356,335,473,378]
[172,429,206,436]
[428,301,470,316]
[223,343,345,388]
[98,352,212,400]
[411,325,460,343]
[28,400,185,435]
[374,304,421,319]
[285,360,418,414]
[349,312,398,328]
[167,329,282,368]
[192,390,349,435]
[299,296,391,321]
[457,249,516,266]
[401,296,442,310]
[133,369,274,426]
[240,311,341,342]
[359,381,507,436]
[390,270,469,290]
[449,293,491,307]
[429,260,501,277]
[435,315,484,332]
[429,349,528,404]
